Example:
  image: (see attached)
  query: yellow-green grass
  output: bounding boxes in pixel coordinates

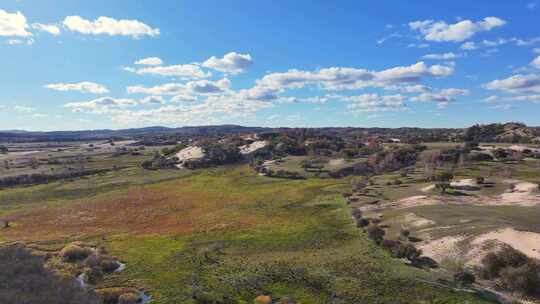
[0,164,492,303]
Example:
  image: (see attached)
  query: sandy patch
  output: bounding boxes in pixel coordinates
[419,235,468,263]
[450,179,475,188]
[499,181,539,206]
[360,195,440,212]
[239,141,267,154]
[176,146,204,161]
[403,213,435,228]
[508,145,540,153]
[472,228,540,260]
[328,158,346,167]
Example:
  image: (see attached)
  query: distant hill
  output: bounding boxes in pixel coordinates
[0,123,539,143]
[0,125,271,142]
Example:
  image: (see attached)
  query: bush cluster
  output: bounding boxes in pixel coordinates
[481,246,540,295]
[0,244,99,304]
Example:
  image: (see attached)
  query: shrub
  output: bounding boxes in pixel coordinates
[454,270,476,287]
[381,239,402,255]
[84,267,103,285]
[435,182,451,194]
[60,244,93,262]
[400,228,410,238]
[351,208,363,220]
[100,258,120,273]
[396,243,422,261]
[0,244,99,304]
[481,247,529,279]
[356,217,370,228]
[500,263,540,295]
[367,225,385,245]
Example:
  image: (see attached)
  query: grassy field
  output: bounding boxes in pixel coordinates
[0,163,492,304]
[266,155,367,178]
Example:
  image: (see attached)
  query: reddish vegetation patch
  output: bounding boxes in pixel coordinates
[3,180,257,241]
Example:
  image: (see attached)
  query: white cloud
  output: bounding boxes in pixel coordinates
[375,62,454,83]
[14,105,35,112]
[202,52,253,74]
[126,63,210,79]
[135,57,163,66]
[461,37,540,51]
[377,33,403,45]
[386,84,432,93]
[250,62,453,97]
[44,81,109,94]
[140,96,165,105]
[170,94,198,103]
[534,48,540,54]
[0,9,31,37]
[509,94,540,103]
[407,43,430,48]
[421,52,460,60]
[64,97,138,114]
[483,74,540,94]
[460,41,478,50]
[411,88,469,108]
[63,16,159,38]
[127,83,185,95]
[127,78,230,96]
[343,94,407,112]
[32,113,48,118]
[31,23,60,36]
[532,55,540,69]
[108,94,271,126]
[409,17,506,42]
[484,95,499,103]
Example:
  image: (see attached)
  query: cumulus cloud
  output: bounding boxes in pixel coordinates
[64,97,138,114]
[532,55,540,69]
[342,94,407,112]
[202,52,253,74]
[386,84,432,93]
[140,95,165,105]
[422,52,461,60]
[484,96,499,103]
[127,78,230,96]
[461,37,540,51]
[44,81,109,94]
[411,88,469,108]
[0,9,31,37]
[125,63,210,79]
[483,74,540,94]
[248,62,453,99]
[135,57,163,65]
[31,23,60,36]
[63,16,159,38]
[108,94,271,126]
[409,17,506,42]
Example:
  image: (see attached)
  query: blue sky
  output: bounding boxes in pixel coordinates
[1,0,539,131]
